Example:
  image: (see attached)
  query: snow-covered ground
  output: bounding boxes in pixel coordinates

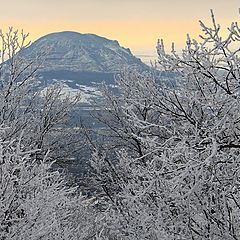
[40,80,103,104]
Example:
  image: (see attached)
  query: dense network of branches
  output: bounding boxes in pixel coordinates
[0,29,97,240]
[91,10,240,240]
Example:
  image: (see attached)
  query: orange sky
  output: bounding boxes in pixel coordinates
[1,0,239,55]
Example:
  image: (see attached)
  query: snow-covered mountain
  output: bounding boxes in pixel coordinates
[21,31,148,73]
[18,31,151,104]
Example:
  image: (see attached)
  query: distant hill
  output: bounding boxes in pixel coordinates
[16,31,153,105]
[20,31,149,73]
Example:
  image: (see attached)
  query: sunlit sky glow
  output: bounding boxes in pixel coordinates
[1,0,239,55]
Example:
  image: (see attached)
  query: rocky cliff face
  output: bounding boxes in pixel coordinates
[20,31,148,73]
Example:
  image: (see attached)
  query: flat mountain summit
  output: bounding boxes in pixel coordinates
[21,31,148,73]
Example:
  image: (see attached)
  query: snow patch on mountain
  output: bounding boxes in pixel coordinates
[40,80,103,104]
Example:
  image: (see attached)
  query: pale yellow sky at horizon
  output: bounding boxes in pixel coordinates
[1,0,239,55]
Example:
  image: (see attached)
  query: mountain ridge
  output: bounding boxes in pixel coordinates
[20,31,149,73]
